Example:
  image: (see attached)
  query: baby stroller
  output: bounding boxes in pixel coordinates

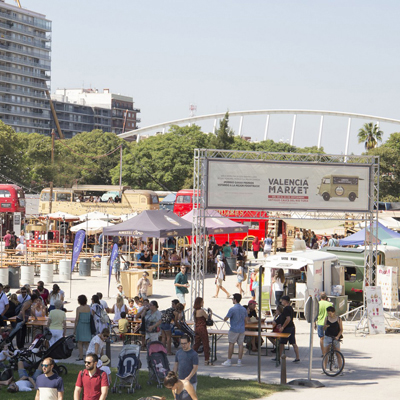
[146,341,170,388]
[111,344,141,394]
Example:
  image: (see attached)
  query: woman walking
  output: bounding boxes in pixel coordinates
[213,255,230,298]
[252,237,261,259]
[192,297,211,365]
[74,294,92,361]
[47,299,66,346]
[91,294,109,334]
[272,268,285,306]
[235,263,245,296]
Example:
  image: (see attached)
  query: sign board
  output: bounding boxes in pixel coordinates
[13,212,21,236]
[206,159,372,212]
[377,266,399,310]
[365,286,385,334]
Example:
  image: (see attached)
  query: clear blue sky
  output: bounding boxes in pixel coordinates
[21,0,400,154]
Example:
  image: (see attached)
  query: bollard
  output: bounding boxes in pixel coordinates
[280,354,287,385]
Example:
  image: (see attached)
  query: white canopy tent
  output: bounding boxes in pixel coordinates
[71,219,113,235]
[79,211,118,221]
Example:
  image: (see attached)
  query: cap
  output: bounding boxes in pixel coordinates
[217,255,222,260]
[281,295,290,302]
[100,355,110,366]
[248,300,257,305]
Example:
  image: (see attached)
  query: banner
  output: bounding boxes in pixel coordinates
[206,159,372,212]
[377,266,399,310]
[109,243,119,294]
[365,286,385,335]
[71,229,86,273]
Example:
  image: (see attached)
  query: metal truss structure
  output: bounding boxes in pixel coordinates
[191,149,379,309]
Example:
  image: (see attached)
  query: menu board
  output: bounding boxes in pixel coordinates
[365,286,385,335]
[376,266,399,310]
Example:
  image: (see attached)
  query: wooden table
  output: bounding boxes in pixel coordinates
[207,329,291,366]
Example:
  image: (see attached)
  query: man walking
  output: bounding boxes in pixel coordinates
[174,265,189,307]
[222,293,247,366]
[74,353,109,400]
[315,292,333,354]
[35,357,64,400]
[173,335,199,391]
[278,296,300,362]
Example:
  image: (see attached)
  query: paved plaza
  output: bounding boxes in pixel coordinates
[52,268,399,400]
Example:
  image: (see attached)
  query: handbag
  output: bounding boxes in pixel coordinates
[90,314,96,335]
[206,316,214,327]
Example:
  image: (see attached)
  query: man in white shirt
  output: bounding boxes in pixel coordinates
[97,293,108,310]
[15,239,26,256]
[0,284,9,327]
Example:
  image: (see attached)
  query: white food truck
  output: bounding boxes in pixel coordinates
[263,250,347,314]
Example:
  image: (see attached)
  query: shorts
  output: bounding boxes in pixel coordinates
[177,293,186,304]
[324,336,340,348]
[217,278,223,286]
[18,369,41,381]
[317,325,325,338]
[160,323,172,331]
[139,291,148,300]
[280,326,296,345]
[228,331,245,345]
[251,290,255,297]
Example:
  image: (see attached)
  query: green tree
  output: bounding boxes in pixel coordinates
[211,112,235,149]
[358,122,383,150]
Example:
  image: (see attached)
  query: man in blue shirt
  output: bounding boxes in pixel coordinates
[173,335,199,391]
[222,293,247,367]
[35,357,64,399]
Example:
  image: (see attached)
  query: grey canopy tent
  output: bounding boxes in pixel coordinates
[181,209,249,235]
[102,210,194,278]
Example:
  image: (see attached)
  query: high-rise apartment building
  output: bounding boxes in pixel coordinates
[0,0,51,135]
[52,88,141,135]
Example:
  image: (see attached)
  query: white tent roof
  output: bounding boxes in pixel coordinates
[79,211,117,221]
[40,211,80,221]
[71,219,113,235]
[119,212,138,222]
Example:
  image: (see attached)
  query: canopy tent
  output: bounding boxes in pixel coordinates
[376,216,400,231]
[339,221,400,247]
[39,211,80,222]
[181,209,249,235]
[102,209,193,238]
[79,211,117,221]
[70,219,113,235]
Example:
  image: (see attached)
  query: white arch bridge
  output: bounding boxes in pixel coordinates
[118,109,400,153]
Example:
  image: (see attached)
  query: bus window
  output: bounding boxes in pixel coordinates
[151,195,159,204]
[40,192,55,201]
[57,193,71,202]
[176,195,191,204]
[0,190,11,198]
[322,178,330,184]
[345,267,357,282]
[243,221,260,230]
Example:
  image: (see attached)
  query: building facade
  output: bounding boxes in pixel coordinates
[0,0,51,135]
[52,88,141,135]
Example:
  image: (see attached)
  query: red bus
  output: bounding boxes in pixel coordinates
[0,184,25,235]
[173,189,270,247]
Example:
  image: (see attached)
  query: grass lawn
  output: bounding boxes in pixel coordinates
[11,363,288,400]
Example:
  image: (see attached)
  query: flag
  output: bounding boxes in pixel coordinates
[71,229,86,273]
[109,243,119,293]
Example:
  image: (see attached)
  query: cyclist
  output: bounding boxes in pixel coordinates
[323,306,343,368]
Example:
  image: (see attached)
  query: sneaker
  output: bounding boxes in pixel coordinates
[222,360,232,367]
[293,359,300,363]
[237,359,242,367]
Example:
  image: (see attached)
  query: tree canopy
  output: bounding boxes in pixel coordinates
[358,122,383,150]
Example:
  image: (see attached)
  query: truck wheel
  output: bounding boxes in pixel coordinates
[348,192,356,202]
[322,193,330,201]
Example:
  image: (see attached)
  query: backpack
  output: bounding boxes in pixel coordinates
[95,305,110,325]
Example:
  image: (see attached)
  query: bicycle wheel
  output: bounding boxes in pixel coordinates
[322,349,345,376]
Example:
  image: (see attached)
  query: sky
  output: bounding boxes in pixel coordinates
[19,0,400,154]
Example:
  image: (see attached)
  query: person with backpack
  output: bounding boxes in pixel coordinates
[160,299,179,355]
[90,295,109,335]
[74,353,109,400]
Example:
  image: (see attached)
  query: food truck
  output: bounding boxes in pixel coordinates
[263,250,348,315]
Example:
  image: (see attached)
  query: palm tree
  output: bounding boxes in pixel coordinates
[358,122,383,150]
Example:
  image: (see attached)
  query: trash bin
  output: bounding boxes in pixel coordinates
[0,268,8,285]
[8,266,20,289]
[79,258,91,276]
[224,257,236,275]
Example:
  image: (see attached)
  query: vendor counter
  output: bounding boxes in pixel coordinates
[121,269,153,298]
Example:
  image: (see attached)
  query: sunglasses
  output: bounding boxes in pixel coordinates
[41,364,50,368]
[84,361,93,365]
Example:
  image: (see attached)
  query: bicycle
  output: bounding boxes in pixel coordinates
[322,336,345,376]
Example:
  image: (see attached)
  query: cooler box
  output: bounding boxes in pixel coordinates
[327,295,348,316]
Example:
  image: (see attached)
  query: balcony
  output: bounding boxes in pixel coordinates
[0,32,51,51]
[0,96,46,108]
[0,10,52,31]
[0,21,51,41]
[0,53,50,70]
[0,43,51,61]
[0,107,50,119]
[0,64,49,80]
[0,75,49,89]
[0,85,47,98]
[1,118,50,129]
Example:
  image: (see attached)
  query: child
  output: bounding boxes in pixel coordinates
[118,311,129,341]
[0,344,13,368]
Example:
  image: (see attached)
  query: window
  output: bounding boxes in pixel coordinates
[151,195,159,204]
[56,192,71,202]
[0,190,11,198]
[176,195,191,204]
[40,192,54,201]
